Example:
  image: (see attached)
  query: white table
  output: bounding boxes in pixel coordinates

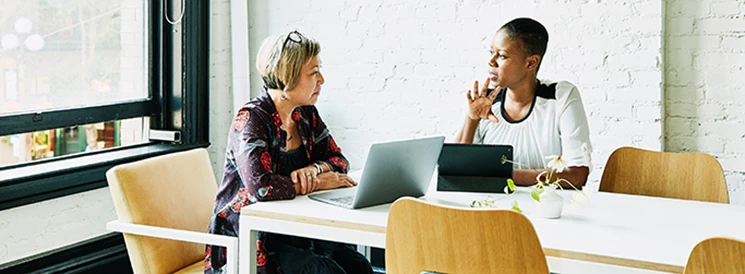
[239,189,745,274]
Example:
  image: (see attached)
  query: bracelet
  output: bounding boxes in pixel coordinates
[322,162,333,172]
[313,163,323,174]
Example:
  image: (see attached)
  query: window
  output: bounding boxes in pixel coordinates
[0,118,148,167]
[0,0,210,210]
[0,0,148,116]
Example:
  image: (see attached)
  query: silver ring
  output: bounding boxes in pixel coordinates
[305,173,312,177]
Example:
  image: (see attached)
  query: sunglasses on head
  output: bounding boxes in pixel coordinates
[278,30,304,58]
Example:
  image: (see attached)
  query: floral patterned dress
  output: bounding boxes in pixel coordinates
[204,90,349,274]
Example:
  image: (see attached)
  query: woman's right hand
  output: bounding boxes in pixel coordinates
[466,77,500,123]
[290,166,320,195]
[314,172,357,192]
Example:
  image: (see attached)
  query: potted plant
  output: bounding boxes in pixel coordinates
[471,144,591,219]
[527,155,586,218]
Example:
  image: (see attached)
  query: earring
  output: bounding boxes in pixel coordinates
[281,92,288,100]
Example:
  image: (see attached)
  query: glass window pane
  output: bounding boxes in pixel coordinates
[0,117,149,168]
[0,0,147,115]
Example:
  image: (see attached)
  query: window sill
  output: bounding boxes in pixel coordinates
[0,142,209,210]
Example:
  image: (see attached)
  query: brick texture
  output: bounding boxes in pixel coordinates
[249,0,665,191]
[665,0,745,204]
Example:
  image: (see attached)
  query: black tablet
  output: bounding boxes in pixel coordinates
[437,143,514,193]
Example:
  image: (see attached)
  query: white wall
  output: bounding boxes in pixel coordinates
[0,188,115,264]
[664,0,745,205]
[246,1,745,203]
[208,0,233,182]
[0,0,234,264]
[247,0,665,190]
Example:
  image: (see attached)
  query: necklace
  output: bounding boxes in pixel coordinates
[282,118,296,143]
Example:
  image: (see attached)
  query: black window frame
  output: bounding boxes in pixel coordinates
[0,0,210,211]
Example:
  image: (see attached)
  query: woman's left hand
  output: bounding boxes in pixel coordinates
[290,166,320,194]
[466,77,500,123]
[315,171,357,191]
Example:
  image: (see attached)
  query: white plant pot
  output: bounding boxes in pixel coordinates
[537,185,564,219]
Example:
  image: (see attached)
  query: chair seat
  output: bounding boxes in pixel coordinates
[173,261,204,274]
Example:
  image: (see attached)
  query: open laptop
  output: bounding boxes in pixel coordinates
[308,136,445,209]
[437,143,513,193]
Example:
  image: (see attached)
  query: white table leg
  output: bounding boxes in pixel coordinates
[239,217,258,274]
[356,245,372,261]
[247,229,257,274]
[226,240,238,274]
[547,256,673,274]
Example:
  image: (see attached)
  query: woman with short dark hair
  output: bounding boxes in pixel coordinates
[454,18,593,188]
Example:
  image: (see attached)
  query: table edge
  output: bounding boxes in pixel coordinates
[242,210,685,273]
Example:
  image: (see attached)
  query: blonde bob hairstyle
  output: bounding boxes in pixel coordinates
[255,31,321,92]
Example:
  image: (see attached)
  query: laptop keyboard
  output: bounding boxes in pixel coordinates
[329,196,354,206]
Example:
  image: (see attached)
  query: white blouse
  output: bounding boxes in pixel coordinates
[473,79,593,170]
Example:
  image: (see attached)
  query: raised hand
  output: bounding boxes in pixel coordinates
[466,77,501,123]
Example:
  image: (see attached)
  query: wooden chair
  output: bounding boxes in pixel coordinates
[106,148,237,274]
[599,147,728,203]
[385,197,549,274]
[684,237,745,274]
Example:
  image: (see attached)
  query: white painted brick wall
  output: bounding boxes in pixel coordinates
[209,0,233,182]
[665,0,745,204]
[0,0,234,264]
[249,0,665,190]
[0,188,116,264]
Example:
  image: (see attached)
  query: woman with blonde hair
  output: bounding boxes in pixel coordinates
[205,31,372,274]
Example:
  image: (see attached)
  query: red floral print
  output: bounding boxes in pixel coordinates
[272,112,282,126]
[260,151,272,171]
[233,109,250,131]
[329,157,347,170]
[229,188,250,213]
[257,240,268,266]
[292,111,300,122]
[329,137,342,153]
[272,112,283,139]
[204,247,212,270]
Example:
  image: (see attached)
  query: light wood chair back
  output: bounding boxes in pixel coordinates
[600,147,728,203]
[385,197,549,274]
[684,237,745,274]
[107,148,218,274]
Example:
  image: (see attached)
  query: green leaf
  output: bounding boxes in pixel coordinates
[507,178,516,192]
[511,200,523,213]
[531,187,541,202]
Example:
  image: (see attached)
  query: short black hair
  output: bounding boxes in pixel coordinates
[498,18,549,71]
